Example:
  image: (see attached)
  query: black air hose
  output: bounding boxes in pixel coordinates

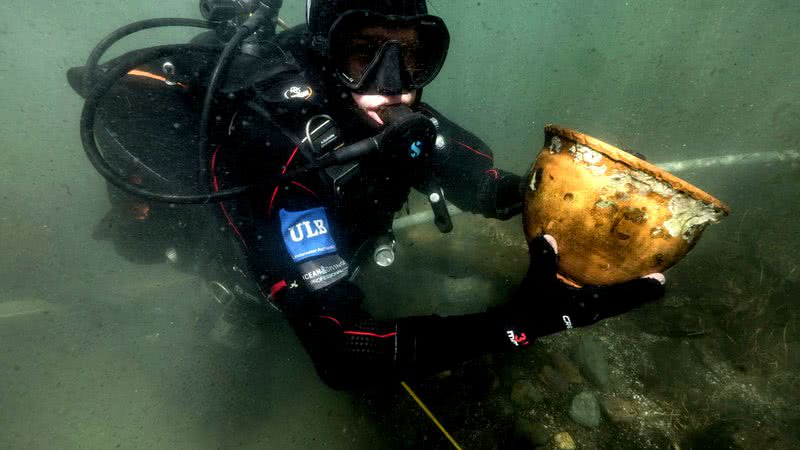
[80,44,257,203]
[83,18,214,95]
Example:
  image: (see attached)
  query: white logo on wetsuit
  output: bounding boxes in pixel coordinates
[283,86,313,100]
[302,259,348,282]
[562,315,574,329]
[279,208,337,263]
[506,330,519,346]
[289,220,328,242]
[297,254,349,291]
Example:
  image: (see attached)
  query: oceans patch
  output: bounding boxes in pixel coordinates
[279,207,337,262]
[298,254,349,290]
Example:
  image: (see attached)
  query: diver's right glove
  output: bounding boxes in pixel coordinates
[478,169,525,220]
[498,234,666,339]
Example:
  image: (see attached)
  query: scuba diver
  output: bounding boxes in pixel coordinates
[68,0,666,390]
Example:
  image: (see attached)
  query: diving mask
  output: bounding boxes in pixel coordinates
[327,10,450,94]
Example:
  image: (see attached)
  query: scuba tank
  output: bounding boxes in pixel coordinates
[70,0,289,304]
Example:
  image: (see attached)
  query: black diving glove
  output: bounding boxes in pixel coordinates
[499,234,667,338]
[393,235,666,378]
[494,171,525,219]
[479,170,525,220]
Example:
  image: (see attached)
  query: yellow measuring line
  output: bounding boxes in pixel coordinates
[400,381,464,450]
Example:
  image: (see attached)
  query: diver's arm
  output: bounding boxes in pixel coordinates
[280,280,514,389]
[281,236,664,390]
[416,103,525,220]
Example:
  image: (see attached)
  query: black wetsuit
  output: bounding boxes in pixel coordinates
[206,29,528,389]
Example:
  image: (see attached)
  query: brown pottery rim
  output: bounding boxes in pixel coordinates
[544,124,731,215]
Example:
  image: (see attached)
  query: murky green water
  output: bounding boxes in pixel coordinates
[1,1,798,448]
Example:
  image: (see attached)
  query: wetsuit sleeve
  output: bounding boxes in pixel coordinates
[278,281,527,390]
[416,103,525,220]
[282,238,665,391]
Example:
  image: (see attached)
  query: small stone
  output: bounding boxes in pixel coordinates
[511,379,544,407]
[569,391,601,428]
[600,397,638,423]
[553,431,577,450]
[435,370,453,379]
[515,419,550,446]
[552,352,584,384]
[539,365,570,392]
[574,336,610,390]
[643,305,706,337]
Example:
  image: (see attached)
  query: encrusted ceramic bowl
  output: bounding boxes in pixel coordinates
[523,125,730,286]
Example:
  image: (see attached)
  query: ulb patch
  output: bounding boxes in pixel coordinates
[279,207,337,262]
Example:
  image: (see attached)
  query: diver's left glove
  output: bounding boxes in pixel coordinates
[389,235,664,378]
[497,235,666,339]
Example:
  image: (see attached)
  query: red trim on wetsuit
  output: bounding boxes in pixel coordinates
[318,316,396,338]
[343,330,398,339]
[268,145,301,216]
[267,186,280,216]
[283,145,300,172]
[270,280,288,298]
[290,181,319,198]
[418,105,494,162]
[319,315,341,326]
[484,168,499,179]
[455,140,493,161]
[211,144,248,248]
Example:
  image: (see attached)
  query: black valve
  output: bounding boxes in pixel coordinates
[200,0,284,22]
